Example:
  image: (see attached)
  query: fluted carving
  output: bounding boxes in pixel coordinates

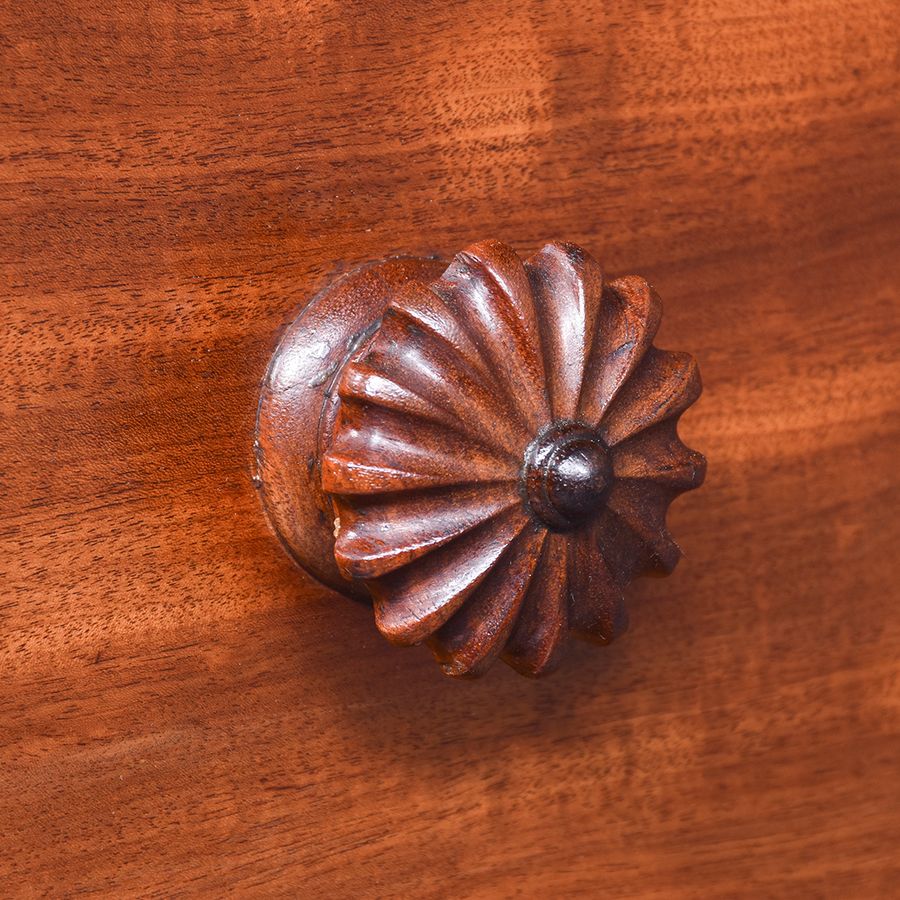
[319,240,705,677]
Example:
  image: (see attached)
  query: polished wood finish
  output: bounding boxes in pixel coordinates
[2,0,899,895]
[303,240,705,677]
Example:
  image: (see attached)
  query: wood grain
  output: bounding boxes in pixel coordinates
[2,0,899,895]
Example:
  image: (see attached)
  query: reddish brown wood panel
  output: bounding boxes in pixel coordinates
[2,0,899,896]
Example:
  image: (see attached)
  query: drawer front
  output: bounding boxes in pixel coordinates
[2,1,899,895]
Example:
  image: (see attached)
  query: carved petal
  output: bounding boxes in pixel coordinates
[429,526,546,677]
[568,519,628,643]
[502,532,570,676]
[611,419,707,493]
[371,506,530,645]
[526,241,605,421]
[333,482,520,580]
[598,347,701,447]
[604,480,682,576]
[390,280,493,384]
[338,361,473,442]
[353,303,530,458]
[578,275,662,426]
[323,405,516,497]
[323,454,503,496]
[435,240,551,434]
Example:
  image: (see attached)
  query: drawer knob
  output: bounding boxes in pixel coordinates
[256,240,705,677]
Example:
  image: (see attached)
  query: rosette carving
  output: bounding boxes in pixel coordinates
[314,240,706,677]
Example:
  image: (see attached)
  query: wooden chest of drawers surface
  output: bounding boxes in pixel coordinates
[2,0,899,895]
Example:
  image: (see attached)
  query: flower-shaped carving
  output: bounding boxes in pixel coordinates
[321,240,705,677]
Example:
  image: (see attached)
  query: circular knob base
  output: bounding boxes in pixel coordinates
[254,256,447,594]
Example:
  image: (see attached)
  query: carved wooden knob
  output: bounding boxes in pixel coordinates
[256,240,705,677]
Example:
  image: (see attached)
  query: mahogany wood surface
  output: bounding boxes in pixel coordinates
[2,0,899,896]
